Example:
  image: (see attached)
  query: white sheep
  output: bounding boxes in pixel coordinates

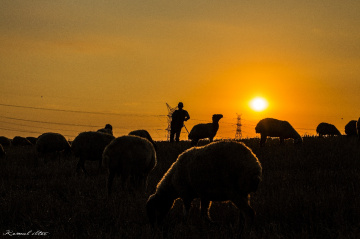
[71,131,115,175]
[146,140,262,227]
[128,129,157,152]
[97,124,113,136]
[188,114,223,146]
[316,122,341,137]
[255,118,302,147]
[344,120,357,137]
[102,135,157,195]
[36,132,71,160]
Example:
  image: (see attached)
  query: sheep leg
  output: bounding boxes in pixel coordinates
[200,199,212,222]
[76,158,88,176]
[279,137,284,145]
[260,135,267,147]
[232,195,255,226]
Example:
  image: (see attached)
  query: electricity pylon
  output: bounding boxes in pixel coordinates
[166,103,177,141]
[235,114,242,140]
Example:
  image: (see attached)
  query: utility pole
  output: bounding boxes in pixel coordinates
[166,103,177,141]
[235,114,242,140]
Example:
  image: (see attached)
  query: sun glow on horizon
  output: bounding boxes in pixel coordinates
[250,97,268,112]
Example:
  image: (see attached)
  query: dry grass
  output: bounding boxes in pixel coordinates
[0,136,359,238]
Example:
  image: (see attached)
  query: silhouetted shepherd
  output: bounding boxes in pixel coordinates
[170,102,190,142]
[345,120,357,137]
[316,122,341,137]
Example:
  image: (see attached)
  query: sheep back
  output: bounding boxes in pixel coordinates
[188,123,215,140]
[0,136,12,147]
[128,129,157,151]
[316,122,341,136]
[102,135,156,179]
[71,131,115,162]
[12,136,32,146]
[36,132,71,154]
[345,120,357,136]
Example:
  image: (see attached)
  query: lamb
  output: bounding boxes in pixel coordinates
[0,136,11,147]
[12,136,33,146]
[344,120,357,137]
[316,122,341,137]
[188,114,223,146]
[71,131,115,175]
[255,118,302,147]
[36,132,71,160]
[97,124,113,136]
[146,140,262,228]
[102,135,157,195]
[128,129,157,152]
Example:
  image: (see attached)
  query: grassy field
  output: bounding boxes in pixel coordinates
[0,136,359,238]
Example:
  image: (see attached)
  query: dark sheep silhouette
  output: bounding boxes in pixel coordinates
[316,122,341,137]
[188,114,223,146]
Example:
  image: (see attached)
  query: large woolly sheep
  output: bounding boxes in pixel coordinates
[255,118,302,147]
[97,124,113,136]
[36,132,71,160]
[71,131,115,175]
[344,120,357,137]
[0,136,11,147]
[128,129,157,152]
[316,122,341,137]
[12,136,33,146]
[102,135,156,195]
[188,114,223,146]
[146,140,262,228]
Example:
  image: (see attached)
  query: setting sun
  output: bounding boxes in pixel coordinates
[250,97,268,112]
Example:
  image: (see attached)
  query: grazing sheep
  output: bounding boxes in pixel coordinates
[345,120,357,137]
[188,114,223,146]
[316,122,341,137]
[128,129,157,151]
[357,118,360,141]
[0,144,5,159]
[71,131,115,175]
[26,136,38,145]
[146,140,262,228]
[102,135,156,195]
[12,136,33,146]
[97,124,113,136]
[36,132,71,160]
[0,136,11,147]
[255,118,302,147]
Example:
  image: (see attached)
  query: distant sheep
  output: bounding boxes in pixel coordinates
[316,122,341,137]
[0,136,11,147]
[357,118,360,141]
[71,131,115,175]
[146,140,262,227]
[26,136,38,145]
[128,129,157,151]
[255,118,302,147]
[345,120,357,137]
[36,132,71,160]
[97,124,113,136]
[188,114,223,146]
[12,136,33,146]
[0,144,5,159]
[103,135,156,195]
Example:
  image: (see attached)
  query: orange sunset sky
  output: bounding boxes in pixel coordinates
[1,1,360,141]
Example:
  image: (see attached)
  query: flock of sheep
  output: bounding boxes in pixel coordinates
[1,114,359,231]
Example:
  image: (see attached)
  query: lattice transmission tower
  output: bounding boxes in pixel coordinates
[166,103,177,141]
[235,114,242,139]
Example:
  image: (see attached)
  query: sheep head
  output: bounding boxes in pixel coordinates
[146,193,175,226]
[212,114,223,123]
